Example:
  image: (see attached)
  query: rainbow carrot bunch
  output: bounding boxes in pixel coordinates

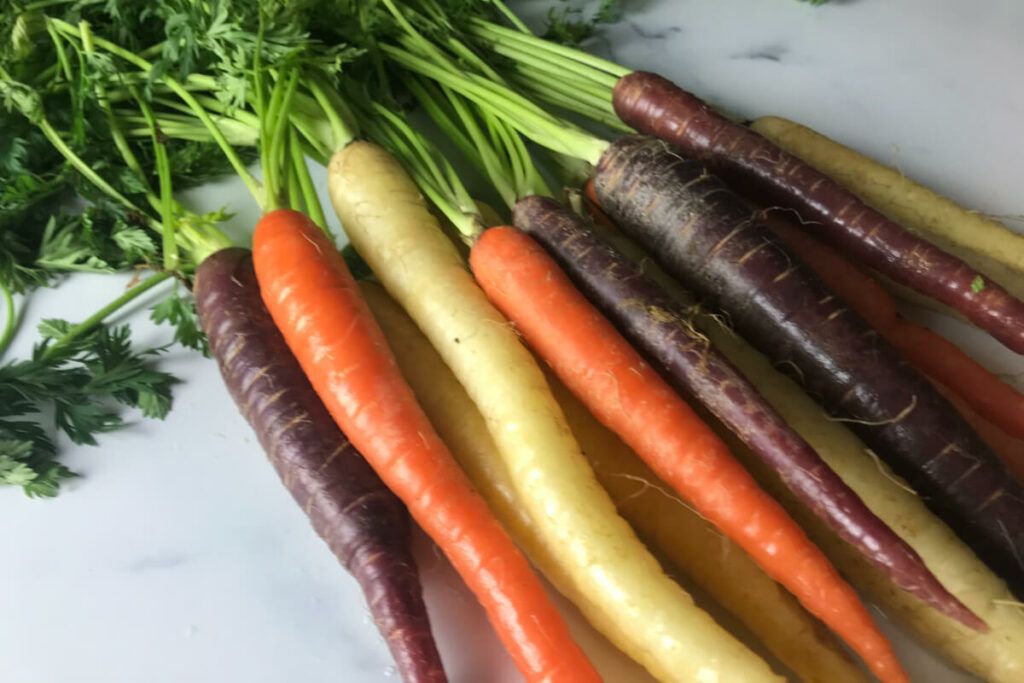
[9,1,1024,682]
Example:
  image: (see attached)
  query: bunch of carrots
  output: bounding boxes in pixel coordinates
[6,1,1024,681]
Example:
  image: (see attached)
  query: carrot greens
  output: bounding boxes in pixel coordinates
[0,3,255,495]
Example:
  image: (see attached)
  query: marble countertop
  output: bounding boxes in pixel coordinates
[4,1,1023,681]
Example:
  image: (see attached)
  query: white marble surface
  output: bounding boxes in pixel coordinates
[3,1,1023,681]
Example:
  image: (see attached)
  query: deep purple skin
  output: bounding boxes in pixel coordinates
[193,248,447,683]
[612,71,1024,356]
[593,136,1024,598]
[514,195,984,629]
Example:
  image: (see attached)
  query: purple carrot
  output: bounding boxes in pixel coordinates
[193,248,447,683]
[514,194,984,630]
[593,135,1024,597]
[612,71,1024,355]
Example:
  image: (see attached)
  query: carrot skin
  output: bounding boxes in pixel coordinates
[251,211,599,683]
[471,225,909,683]
[593,136,1024,597]
[934,382,1024,483]
[193,247,445,683]
[612,71,1024,355]
[768,217,1024,441]
[514,196,983,631]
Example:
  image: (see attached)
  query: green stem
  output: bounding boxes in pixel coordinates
[79,22,159,211]
[449,93,516,205]
[45,21,74,82]
[468,18,629,80]
[442,35,506,84]
[140,98,177,271]
[289,114,332,162]
[407,79,478,166]
[263,71,300,210]
[36,115,145,213]
[307,77,357,151]
[49,19,263,203]
[253,14,268,190]
[383,43,609,164]
[41,271,172,360]
[286,155,303,215]
[511,73,629,132]
[380,0,460,72]
[488,0,532,33]
[489,109,550,199]
[0,280,17,360]
[488,39,619,96]
[26,0,97,10]
[44,20,85,145]
[290,129,328,233]
[509,60,616,116]
[363,101,482,240]
[119,112,259,147]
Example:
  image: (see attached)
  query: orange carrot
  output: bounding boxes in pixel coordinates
[470,225,908,683]
[768,216,1024,441]
[252,209,600,683]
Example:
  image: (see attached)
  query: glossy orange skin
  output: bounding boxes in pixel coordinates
[252,209,600,683]
[471,225,908,683]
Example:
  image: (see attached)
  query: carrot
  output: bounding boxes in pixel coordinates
[750,115,1024,302]
[593,135,1024,597]
[381,42,1024,591]
[584,210,1024,682]
[611,71,1024,355]
[707,329,1024,683]
[192,247,446,683]
[767,216,1024,440]
[546,379,869,683]
[516,194,981,631]
[327,140,779,683]
[934,382,1024,483]
[360,280,777,683]
[470,224,908,683]
[251,208,599,683]
[370,269,865,683]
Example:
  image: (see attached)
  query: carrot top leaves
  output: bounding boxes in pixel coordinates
[1,270,177,497]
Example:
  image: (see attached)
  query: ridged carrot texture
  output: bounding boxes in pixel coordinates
[470,225,908,683]
[363,279,871,683]
[593,136,1024,598]
[360,280,776,683]
[327,141,782,683]
[750,115,1024,302]
[250,209,598,683]
[933,383,1024,483]
[588,181,1024,455]
[586,219,1024,682]
[612,71,1024,355]
[705,318,1024,683]
[193,248,445,683]
[519,195,981,631]
[767,215,1024,441]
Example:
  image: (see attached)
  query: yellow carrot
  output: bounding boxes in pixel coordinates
[363,278,864,683]
[361,281,659,683]
[329,141,782,683]
[751,115,1024,301]
[597,220,1024,682]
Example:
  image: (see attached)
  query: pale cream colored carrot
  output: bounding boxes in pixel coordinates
[752,115,1024,302]
[364,279,861,683]
[599,221,1024,682]
[332,142,782,683]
